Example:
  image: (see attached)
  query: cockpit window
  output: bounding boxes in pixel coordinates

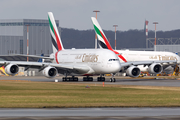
[108,59,119,61]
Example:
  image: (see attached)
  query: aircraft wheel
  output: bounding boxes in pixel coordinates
[89,77,93,81]
[83,77,87,81]
[75,77,78,81]
[62,77,67,82]
[102,77,105,81]
[69,77,73,81]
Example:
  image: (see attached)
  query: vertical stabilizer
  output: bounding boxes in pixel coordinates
[48,12,64,53]
[91,17,127,62]
[91,17,113,50]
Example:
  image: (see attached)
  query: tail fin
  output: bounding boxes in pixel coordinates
[91,17,127,62]
[91,17,113,50]
[48,12,64,53]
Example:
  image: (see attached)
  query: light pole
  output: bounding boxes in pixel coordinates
[93,10,100,49]
[145,20,149,48]
[113,25,118,50]
[153,22,158,51]
[26,25,29,61]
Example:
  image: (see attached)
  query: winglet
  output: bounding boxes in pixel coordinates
[48,12,64,53]
[91,17,113,50]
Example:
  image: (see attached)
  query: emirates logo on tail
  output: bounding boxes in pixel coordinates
[48,12,64,53]
[91,17,127,63]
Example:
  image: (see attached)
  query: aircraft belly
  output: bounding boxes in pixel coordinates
[88,63,101,74]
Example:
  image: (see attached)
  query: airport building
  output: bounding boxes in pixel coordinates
[0,19,60,56]
[146,38,180,55]
[155,45,180,54]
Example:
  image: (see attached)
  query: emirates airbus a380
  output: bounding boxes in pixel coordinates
[0,12,121,82]
[91,17,180,78]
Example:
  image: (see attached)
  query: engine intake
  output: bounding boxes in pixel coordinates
[42,66,57,78]
[5,64,19,75]
[148,63,162,74]
[126,66,140,77]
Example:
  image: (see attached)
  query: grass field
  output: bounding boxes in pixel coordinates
[0,80,180,108]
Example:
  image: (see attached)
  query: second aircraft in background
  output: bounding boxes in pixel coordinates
[91,17,180,78]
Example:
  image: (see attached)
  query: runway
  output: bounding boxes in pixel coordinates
[1,76,180,87]
[0,108,180,119]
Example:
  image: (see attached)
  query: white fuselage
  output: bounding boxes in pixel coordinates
[116,50,180,72]
[50,49,121,76]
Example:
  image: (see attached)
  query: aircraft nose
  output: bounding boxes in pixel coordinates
[111,61,121,73]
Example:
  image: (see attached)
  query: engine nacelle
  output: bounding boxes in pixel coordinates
[126,66,140,77]
[148,63,162,74]
[42,66,57,78]
[5,64,19,75]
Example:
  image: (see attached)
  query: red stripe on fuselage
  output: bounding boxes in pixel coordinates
[55,52,59,64]
[99,31,127,62]
[118,54,127,62]
[113,50,127,62]
[53,28,62,51]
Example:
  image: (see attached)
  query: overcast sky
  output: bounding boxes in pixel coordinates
[0,0,179,31]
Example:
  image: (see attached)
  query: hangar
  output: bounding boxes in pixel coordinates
[0,19,60,61]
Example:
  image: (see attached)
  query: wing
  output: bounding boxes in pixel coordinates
[120,60,177,67]
[0,54,54,60]
[120,60,178,77]
[0,61,90,77]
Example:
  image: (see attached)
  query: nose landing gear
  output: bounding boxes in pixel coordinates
[110,73,116,82]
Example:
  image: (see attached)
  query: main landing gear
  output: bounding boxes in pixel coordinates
[62,76,78,82]
[83,76,93,81]
[97,74,105,81]
[97,77,105,81]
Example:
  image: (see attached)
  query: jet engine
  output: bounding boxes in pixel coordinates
[126,66,140,77]
[42,66,57,78]
[5,64,19,75]
[148,63,162,74]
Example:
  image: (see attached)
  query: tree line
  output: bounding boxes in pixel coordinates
[61,28,180,49]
